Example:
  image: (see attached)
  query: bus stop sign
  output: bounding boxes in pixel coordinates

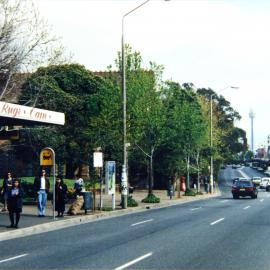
[40,148,54,166]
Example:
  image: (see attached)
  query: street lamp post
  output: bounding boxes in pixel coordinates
[210,86,239,194]
[121,0,150,209]
[121,0,170,208]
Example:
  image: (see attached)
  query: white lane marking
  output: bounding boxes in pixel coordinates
[260,199,264,202]
[221,200,228,203]
[0,254,28,264]
[238,169,250,179]
[210,218,225,226]
[244,206,250,210]
[191,207,202,211]
[131,219,153,227]
[115,252,153,270]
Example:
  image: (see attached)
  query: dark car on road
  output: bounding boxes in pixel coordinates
[232,179,258,199]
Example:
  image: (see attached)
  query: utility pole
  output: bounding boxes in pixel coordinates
[249,110,255,153]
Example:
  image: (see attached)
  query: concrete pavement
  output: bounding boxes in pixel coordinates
[0,188,220,241]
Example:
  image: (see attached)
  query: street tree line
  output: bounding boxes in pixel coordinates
[14,46,247,190]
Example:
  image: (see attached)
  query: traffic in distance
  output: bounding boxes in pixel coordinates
[222,160,270,199]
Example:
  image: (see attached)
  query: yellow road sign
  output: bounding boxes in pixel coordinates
[40,148,54,166]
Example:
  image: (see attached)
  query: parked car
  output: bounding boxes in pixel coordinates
[260,178,270,189]
[232,179,258,199]
[252,176,262,186]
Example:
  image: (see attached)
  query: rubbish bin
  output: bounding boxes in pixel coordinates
[82,191,92,214]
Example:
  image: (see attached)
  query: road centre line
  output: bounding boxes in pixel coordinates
[191,207,202,211]
[131,219,153,227]
[221,200,228,203]
[115,252,153,270]
[210,218,225,226]
[243,206,250,210]
[260,199,264,202]
[0,254,28,264]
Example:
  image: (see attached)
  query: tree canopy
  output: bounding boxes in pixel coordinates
[13,46,247,188]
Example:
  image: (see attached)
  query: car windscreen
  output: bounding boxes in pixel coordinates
[236,181,252,187]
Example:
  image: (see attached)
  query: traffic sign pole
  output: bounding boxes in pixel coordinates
[40,147,56,220]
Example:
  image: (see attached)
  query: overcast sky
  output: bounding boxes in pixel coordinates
[34,0,270,151]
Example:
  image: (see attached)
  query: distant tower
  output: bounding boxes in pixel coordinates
[249,110,255,153]
[267,135,270,159]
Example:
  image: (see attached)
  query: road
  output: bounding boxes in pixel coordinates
[0,166,270,270]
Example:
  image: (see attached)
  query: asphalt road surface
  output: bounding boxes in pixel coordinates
[1,166,270,270]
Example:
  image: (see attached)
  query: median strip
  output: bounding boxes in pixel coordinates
[243,206,250,210]
[210,218,224,226]
[0,254,28,264]
[131,219,154,227]
[115,252,153,270]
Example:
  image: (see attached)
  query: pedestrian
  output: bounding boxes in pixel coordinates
[167,179,174,200]
[55,175,67,217]
[74,174,84,196]
[204,175,209,193]
[6,178,23,229]
[1,172,14,212]
[34,169,50,217]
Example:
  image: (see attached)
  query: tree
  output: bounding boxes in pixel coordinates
[0,0,70,100]
[160,82,208,190]
[19,64,112,177]
[115,45,166,194]
[197,88,247,175]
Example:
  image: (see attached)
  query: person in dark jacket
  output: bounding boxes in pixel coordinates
[34,169,50,217]
[1,172,14,211]
[74,174,84,196]
[55,176,67,217]
[7,179,23,229]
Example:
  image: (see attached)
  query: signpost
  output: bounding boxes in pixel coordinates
[105,161,116,210]
[93,150,103,210]
[40,147,56,220]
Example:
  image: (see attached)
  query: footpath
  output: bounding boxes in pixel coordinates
[0,188,221,241]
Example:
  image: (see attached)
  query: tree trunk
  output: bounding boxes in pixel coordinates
[196,151,200,193]
[148,147,155,195]
[186,154,190,190]
[66,159,77,179]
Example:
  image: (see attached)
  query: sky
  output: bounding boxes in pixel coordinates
[34,0,270,151]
